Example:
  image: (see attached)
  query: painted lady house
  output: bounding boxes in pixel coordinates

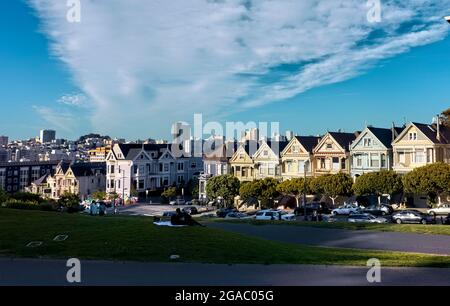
[281,136,321,180]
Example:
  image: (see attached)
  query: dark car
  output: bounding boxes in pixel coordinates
[216,208,237,218]
[392,210,435,224]
[294,202,330,216]
[182,206,199,215]
[363,204,393,216]
[442,214,450,225]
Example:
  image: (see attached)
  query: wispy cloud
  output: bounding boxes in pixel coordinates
[28,0,450,137]
[57,93,87,107]
[32,105,79,133]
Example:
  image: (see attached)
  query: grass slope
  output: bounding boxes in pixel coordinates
[1,209,450,267]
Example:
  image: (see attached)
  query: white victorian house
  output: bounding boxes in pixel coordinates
[350,126,403,178]
[106,143,203,199]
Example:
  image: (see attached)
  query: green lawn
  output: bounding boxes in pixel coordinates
[1,208,450,267]
[212,218,450,236]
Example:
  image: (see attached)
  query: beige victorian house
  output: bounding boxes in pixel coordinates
[230,141,259,182]
[392,122,450,174]
[313,132,358,176]
[281,136,321,180]
[253,140,288,180]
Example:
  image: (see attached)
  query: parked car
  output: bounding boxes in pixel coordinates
[216,208,237,218]
[176,198,186,205]
[348,213,388,224]
[169,200,177,205]
[392,210,436,224]
[225,212,252,219]
[363,204,393,216]
[294,202,331,216]
[427,204,450,216]
[255,210,296,221]
[332,204,362,215]
[182,206,198,215]
[443,214,450,225]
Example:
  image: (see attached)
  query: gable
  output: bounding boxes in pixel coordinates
[105,150,116,161]
[253,142,279,160]
[159,149,175,161]
[393,124,434,146]
[314,134,345,154]
[230,146,252,163]
[133,150,151,162]
[282,138,307,157]
[351,128,387,151]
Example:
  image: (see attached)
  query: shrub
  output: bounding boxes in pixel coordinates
[10,192,44,204]
[58,193,81,213]
[2,199,41,210]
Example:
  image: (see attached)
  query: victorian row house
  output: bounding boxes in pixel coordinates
[29,161,106,200]
[106,143,203,200]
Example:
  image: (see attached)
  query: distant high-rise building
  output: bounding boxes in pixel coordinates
[0,136,8,147]
[40,130,56,144]
[286,130,295,141]
[241,128,259,142]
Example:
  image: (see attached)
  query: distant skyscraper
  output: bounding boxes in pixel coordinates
[0,136,8,147]
[40,130,56,144]
[286,130,295,141]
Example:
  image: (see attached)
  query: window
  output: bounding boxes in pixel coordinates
[292,145,300,153]
[268,166,275,175]
[415,150,425,163]
[138,180,144,189]
[177,162,184,171]
[340,158,346,170]
[286,161,292,172]
[381,154,386,168]
[111,165,115,174]
[326,144,333,149]
[134,165,138,174]
[320,158,326,169]
[370,154,379,168]
[164,163,169,172]
[298,161,305,173]
[163,177,169,186]
[409,132,417,141]
[356,155,362,167]
[263,150,268,156]
[110,180,114,188]
[177,175,184,184]
[363,138,372,147]
[191,162,196,169]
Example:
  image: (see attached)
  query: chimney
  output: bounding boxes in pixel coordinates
[437,115,441,142]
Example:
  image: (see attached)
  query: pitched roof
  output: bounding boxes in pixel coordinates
[329,132,359,151]
[294,136,321,152]
[69,162,106,177]
[266,141,289,156]
[412,122,450,144]
[117,143,169,159]
[366,127,403,148]
[32,174,49,185]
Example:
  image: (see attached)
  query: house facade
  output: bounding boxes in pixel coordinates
[46,162,106,200]
[229,141,259,182]
[281,136,321,180]
[392,122,450,174]
[252,141,288,180]
[313,132,358,176]
[350,126,403,178]
[106,143,203,199]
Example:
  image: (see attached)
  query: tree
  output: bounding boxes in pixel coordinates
[187,178,199,198]
[403,163,450,205]
[442,108,450,127]
[353,171,403,202]
[206,175,240,207]
[0,188,9,204]
[277,178,309,207]
[58,193,81,213]
[92,191,107,200]
[311,173,353,206]
[108,192,119,202]
[161,187,177,200]
[239,178,280,209]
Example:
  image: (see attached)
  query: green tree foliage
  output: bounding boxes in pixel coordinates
[187,178,199,198]
[205,174,240,207]
[310,173,353,205]
[10,192,44,204]
[92,191,107,200]
[161,187,178,200]
[239,178,280,208]
[353,171,403,196]
[403,163,450,204]
[58,193,81,213]
[276,178,309,206]
[0,188,9,204]
[442,108,450,127]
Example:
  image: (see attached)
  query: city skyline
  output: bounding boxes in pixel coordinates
[1,1,450,141]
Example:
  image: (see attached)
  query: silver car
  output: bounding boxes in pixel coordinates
[348,214,388,224]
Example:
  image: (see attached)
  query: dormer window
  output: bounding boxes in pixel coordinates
[326,143,332,149]
[363,138,372,147]
[409,132,417,141]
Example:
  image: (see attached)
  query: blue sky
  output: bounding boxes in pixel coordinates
[1,0,450,141]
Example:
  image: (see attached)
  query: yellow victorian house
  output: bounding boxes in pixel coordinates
[392,122,450,174]
[313,132,358,176]
[229,141,259,182]
[281,136,321,180]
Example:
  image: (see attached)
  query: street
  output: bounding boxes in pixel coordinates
[1,258,450,286]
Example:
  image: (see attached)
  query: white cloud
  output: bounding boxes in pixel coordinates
[28,0,450,138]
[32,105,79,133]
[58,93,87,107]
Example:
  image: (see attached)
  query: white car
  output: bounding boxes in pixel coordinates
[332,204,362,215]
[348,214,388,224]
[255,210,296,221]
[427,204,450,216]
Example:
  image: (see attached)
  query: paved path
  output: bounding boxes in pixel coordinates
[209,222,450,255]
[1,258,449,286]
